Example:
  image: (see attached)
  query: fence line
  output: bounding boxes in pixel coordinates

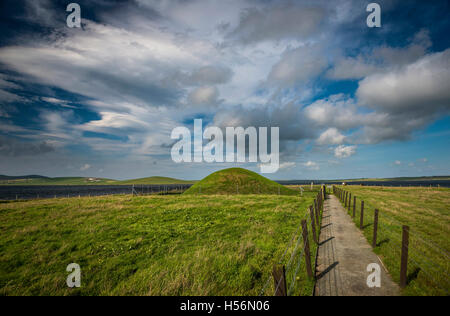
[261,185,326,296]
[332,185,449,294]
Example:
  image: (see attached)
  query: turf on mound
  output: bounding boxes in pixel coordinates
[184,168,297,195]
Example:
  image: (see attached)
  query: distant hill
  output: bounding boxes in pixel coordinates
[0,176,116,185]
[278,176,450,184]
[114,177,195,185]
[184,168,297,195]
[1,173,447,186]
[0,175,194,186]
[0,175,49,180]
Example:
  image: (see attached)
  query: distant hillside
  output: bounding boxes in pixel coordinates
[184,168,297,195]
[278,176,450,184]
[0,175,49,180]
[114,177,195,185]
[340,176,450,182]
[2,173,447,186]
[0,175,194,186]
[0,177,116,186]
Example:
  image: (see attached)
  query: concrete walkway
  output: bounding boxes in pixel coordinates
[314,195,400,296]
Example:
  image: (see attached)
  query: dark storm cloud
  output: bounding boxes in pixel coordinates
[182,66,234,86]
[227,3,326,44]
[0,136,55,157]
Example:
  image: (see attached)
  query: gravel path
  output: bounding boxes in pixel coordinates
[314,195,400,296]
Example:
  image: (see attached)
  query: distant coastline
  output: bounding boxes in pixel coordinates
[0,174,448,186]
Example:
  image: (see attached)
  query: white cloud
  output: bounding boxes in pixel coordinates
[304,94,364,130]
[394,160,402,166]
[80,164,91,171]
[279,162,296,170]
[317,128,346,145]
[0,20,217,109]
[357,49,450,114]
[188,86,220,106]
[334,145,356,159]
[327,30,432,80]
[268,45,327,87]
[303,161,319,171]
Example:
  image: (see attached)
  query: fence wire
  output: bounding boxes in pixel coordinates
[260,187,324,296]
[335,186,449,295]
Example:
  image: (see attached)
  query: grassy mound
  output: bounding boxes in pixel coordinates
[184,168,297,195]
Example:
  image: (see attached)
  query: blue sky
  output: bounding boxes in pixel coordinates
[0,0,449,180]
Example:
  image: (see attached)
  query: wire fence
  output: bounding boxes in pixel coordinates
[333,186,449,296]
[259,186,327,296]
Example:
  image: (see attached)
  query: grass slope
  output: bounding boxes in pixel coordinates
[184,168,297,195]
[337,186,449,296]
[0,193,318,296]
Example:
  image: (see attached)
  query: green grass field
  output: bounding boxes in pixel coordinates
[335,186,449,296]
[0,191,320,296]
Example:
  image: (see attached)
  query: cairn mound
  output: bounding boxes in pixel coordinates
[184,168,297,195]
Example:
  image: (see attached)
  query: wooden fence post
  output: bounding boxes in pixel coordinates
[348,193,352,212]
[272,265,287,296]
[301,220,313,279]
[372,209,379,248]
[314,200,320,226]
[400,226,410,288]
[360,201,364,229]
[309,206,318,244]
[353,196,356,218]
